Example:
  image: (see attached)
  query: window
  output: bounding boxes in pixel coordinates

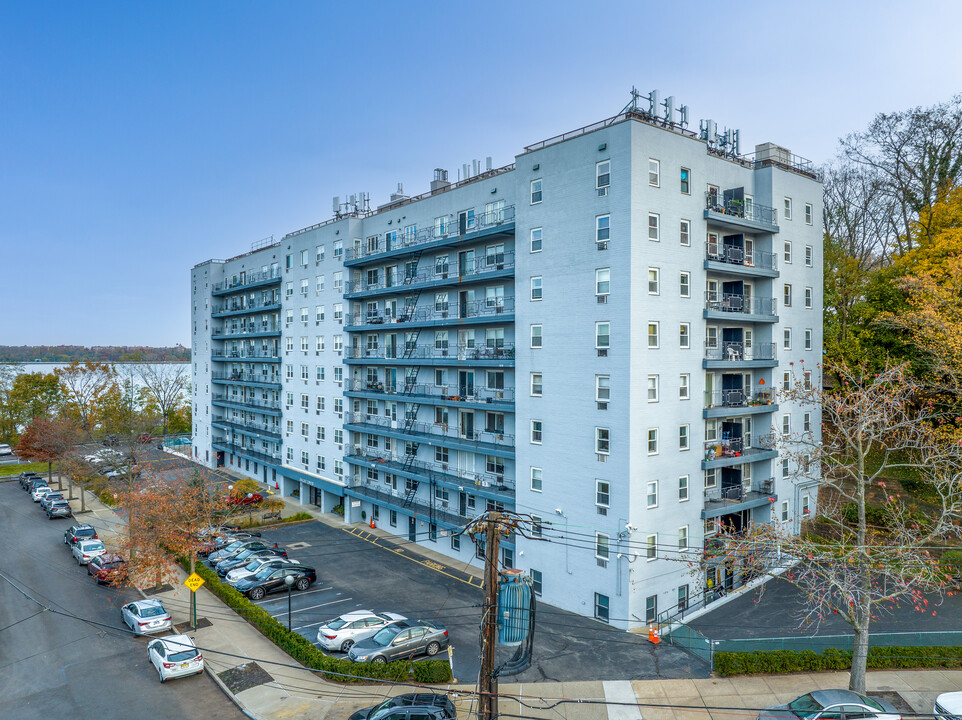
[781,500,790,522]
[680,167,690,194]
[648,267,660,295]
[678,526,688,550]
[333,271,343,292]
[594,267,611,299]
[782,414,791,437]
[647,480,658,507]
[596,322,610,350]
[805,329,813,351]
[803,495,811,516]
[679,271,690,298]
[531,569,543,596]
[679,373,690,400]
[596,160,610,190]
[784,197,793,220]
[648,213,660,241]
[804,370,812,389]
[782,458,790,478]
[647,375,659,402]
[285,281,293,297]
[647,322,659,348]
[783,328,792,350]
[530,227,543,252]
[285,254,292,269]
[301,422,309,438]
[595,427,610,454]
[596,374,610,402]
[596,215,610,245]
[645,535,657,560]
[805,287,813,309]
[803,412,812,432]
[680,219,690,246]
[316,245,325,262]
[530,276,543,301]
[316,305,325,322]
[679,424,689,451]
[530,324,543,348]
[678,584,689,612]
[530,420,543,444]
[783,241,793,264]
[594,593,610,623]
[678,474,689,502]
[333,240,343,258]
[805,245,813,267]
[524,373,542,399]
[783,284,792,307]
[530,178,542,204]
[596,479,610,509]
[647,428,658,455]
[648,158,660,187]
[805,202,813,225]
[705,468,717,488]
[315,275,325,293]
[679,323,690,349]
[530,467,543,492]
[595,533,610,561]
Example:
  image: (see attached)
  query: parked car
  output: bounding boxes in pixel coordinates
[757,691,901,720]
[139,433,152,443]
[0,443,12,456]
[317,610,408,653]
[72,539,107,565]
[64,524,98,546]
[347,620,449,664]
[40,491,65,511]
[26,478,49,494]
[229,492,263,505]
[122,599,172,635]
[102,434,119,447]
[46,501,73,519]
[88,553,127,584]
[225,558,300,586]
[32,485,54,503]
[208,539,271,563]
[348,693,457,720]
[18,471,40,489]
[935,692,962,720]
[234,565,317,601]
[147,634,204,683]
[214,546,287,576]
[198,533,259,557]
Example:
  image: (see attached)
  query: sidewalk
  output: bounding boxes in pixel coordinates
[61,476,962,720]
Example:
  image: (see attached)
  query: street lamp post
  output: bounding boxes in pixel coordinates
[247,493,253,526]
[284,575,295,631]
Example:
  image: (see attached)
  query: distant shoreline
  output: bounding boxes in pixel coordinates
[0,346,190,364]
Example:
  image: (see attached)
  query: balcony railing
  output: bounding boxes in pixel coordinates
[212,349,280,360]
[212,371,281,384]
[212,394,282,412]
[704,477,775,504]
[705,389,776,409]
[347,297,514,328]
[705,193,778,226]
[345,379,514,403]
[212,417,281,437]
[704,292,777,317]
[212,322,281,337]
[212,440,281,464]
[346,412,514,447]
[345,344,515,361]
[705,242,777,272]
[704,435,776,461]
[213,268,282,293]
[212,299,281,315]
[347,479,481,528]
[345,252,516,294]
[345,446,514,491]
[704,342,777,363]
[345,205,516,262]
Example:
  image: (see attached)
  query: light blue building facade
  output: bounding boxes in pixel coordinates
[192,107,823,630]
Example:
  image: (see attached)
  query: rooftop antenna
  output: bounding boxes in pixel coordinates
[648,89,660,119]
[332,196,340,216]
[663,96,675,125]
[678,105,689,128]
[621,85,643,114]
[731,129,741,156]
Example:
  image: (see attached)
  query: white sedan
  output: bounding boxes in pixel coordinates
[32,486,54,502]
[935,692,962,720]
[147,635,204,683]
[72,539,107,565]
[225,557,299,585]
[316,610,407,652]
[122,599,172,635]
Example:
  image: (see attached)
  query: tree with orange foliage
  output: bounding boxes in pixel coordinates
[16,417,79,489]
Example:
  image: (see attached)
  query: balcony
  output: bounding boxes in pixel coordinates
[212,416,282,441]
[211,350,280,362]
[344,343,515,367]
[212,301,282,318]
[345,412,514,457]
[702,436,778,470]
[345,205,515,265]
[703,478,777,519]
[345,252,515,297]
[705,242,778,278]
[211,372,282,389]
[704,193,779,233]
[345,297,515,331]
[704,292,778,323]
[212,269,282,295]
[346,478,482,529]
[212,323,282,339]
[212,440,282,465]
[703,341,778,369]
[212,394,282,416]
[345,379,513,410]
[704,389,777,419]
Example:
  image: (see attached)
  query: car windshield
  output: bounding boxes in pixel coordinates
[167,648,198,662]
[141,606,166,618]
[103,561,124,569]
[224,541,243,551]
[326,618,349,630]
[368,698,405,720]
[254,566,276,580]
[370,628,398,647]
[85,542,105,551]
[788,695,824,718]
[243,560,263,572]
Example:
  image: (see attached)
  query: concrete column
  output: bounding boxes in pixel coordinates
[344,497,357,524]
[280,474,297,498]
[299,481,309,505]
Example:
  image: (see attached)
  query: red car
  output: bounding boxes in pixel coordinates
[88,553,127,585]
[139,433,153,443]
[230,493,263,505]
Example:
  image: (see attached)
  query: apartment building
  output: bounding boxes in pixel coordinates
[191,103,823,630]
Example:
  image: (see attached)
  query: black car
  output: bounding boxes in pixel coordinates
[26,478,49,493]
[64,524,99,546]
[198,533,261,557]
[348,694,456,720]
[234,565,316,600]
[207,539,272,563]
[214,546,288,576]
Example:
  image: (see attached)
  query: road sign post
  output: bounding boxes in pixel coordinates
[184,572,205,631]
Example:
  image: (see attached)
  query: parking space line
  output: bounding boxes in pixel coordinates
[272,597,353,618]
[252,586,334,605]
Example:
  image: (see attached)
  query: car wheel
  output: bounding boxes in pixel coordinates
[295,578,309,591]
[426,641,441,656]
[340,639,354,653]
[157,666,166,683]
[372,656,386,664]
[248,587,266,601]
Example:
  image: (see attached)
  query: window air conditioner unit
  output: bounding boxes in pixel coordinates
[597,402,608,410]
[597,349,608,357]
[597,558,608,568]
[597,295,608,304]
[596,453,608,462]
[596,240,608,250]
[597,506,608,516]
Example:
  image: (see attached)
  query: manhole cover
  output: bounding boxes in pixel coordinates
[218,662,274,694]
[174,617,213,633]
[143,584,174,596]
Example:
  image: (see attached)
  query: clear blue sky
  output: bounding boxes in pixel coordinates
[2,0,960,346]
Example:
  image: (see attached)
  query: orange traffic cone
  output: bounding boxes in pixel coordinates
[370,518,376,529]
[648,623,660,644]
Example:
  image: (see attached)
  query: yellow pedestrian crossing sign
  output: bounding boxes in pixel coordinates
[184,573,205,592]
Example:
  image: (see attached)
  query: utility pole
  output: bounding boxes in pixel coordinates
[478,511,502,720]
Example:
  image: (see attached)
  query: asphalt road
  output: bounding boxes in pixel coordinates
[225,520,708,682]
[0,480,245,720]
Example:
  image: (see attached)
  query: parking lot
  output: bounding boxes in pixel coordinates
[207,520,708,682]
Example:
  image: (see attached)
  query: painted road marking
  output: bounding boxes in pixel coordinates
[272,597,353,618]
[253,586,334,605]
[603,680,644,720]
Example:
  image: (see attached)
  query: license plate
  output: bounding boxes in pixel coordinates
[181,662,190,668]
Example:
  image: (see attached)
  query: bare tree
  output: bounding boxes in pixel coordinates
[135,364,189,437]
[714,363,962,693]
[56,361,117,436]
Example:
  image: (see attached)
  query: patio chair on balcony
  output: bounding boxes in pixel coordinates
[726,345,741,361]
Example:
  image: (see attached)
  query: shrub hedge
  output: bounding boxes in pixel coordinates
[714,646,962,676]
[180,559,452,684]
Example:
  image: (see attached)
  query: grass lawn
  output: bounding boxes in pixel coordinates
[0,461,53,477]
